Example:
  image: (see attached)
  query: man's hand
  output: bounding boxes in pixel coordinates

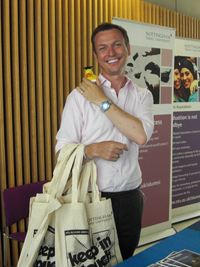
[76,78,108,106]
[85,141,129,162]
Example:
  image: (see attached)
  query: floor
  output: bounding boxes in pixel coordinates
[134,216,200,255]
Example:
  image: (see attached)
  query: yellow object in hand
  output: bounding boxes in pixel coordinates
[84,66,97,82]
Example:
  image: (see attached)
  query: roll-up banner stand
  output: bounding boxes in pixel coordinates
[113,18,176,245]
[172,37,200,223]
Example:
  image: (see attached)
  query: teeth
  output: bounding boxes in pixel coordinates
[108,59,119,63]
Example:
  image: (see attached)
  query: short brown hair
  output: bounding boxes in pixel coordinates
[91,22,130,53]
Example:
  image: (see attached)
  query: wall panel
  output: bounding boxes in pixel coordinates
[11,1,24,265]
[1,0,200,265]
[176,12,180,36]
[135,0,140,21]
[56,0,64,132]
[42,0,52,180]
[140,1,144,22]
[62,0,70,101]
[0,0,6,262]
[35,0,46,183]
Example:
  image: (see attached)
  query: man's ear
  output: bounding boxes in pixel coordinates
[93,51,99,63]
[127,43,131,56]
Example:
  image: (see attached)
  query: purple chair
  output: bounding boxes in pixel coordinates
[3,180,49,267]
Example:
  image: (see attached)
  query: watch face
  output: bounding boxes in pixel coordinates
[101,102,109,110]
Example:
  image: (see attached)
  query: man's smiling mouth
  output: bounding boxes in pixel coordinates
[107,59,119,63]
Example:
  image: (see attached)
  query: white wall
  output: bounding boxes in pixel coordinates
[145,0,200,20]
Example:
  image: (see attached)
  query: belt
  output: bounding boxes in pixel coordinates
[101,187,140,199]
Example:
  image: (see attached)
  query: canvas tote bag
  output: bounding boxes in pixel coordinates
[17,144,88,266]
[84,160,123,267]
[86,162,123,267]
[55,154,123,267]
[17,144,122,266]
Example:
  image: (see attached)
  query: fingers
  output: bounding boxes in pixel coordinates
[110,153,120,162]
[86,141,129,162]
[96,78,101,86]
[76,80,95,96]
[77,77,100,94]
[96,141,129,162]
[115,143,129,152]
[122,144,129,151]
[76,86,85,94]
[111,143,129,162]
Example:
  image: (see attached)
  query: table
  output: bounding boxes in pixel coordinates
[116,220,200,267]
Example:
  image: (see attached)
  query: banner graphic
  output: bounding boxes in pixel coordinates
[172,37,200,222]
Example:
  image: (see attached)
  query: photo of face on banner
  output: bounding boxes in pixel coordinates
[126,46,173,104]
[173,56,199,102]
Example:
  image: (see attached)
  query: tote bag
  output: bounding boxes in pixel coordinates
[17,144,87,266]
[55,155,123,267]
[17,144,122,266]
[86,162,123,267]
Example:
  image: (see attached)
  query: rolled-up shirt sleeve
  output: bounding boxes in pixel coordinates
[55,91,83,154]
[126,83,154,146]
[136,88,154,144]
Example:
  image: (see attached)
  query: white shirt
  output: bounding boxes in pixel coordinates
[56,74,154,192]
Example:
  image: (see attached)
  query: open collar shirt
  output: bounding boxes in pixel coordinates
[56,74,154,192]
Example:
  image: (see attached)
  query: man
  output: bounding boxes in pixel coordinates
[55,22,154,260]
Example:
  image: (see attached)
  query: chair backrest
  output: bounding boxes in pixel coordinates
[3,180,49,227]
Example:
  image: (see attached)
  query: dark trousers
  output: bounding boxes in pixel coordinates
[101,187,143,261]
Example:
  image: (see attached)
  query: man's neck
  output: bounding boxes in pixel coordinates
[102,72,127,94]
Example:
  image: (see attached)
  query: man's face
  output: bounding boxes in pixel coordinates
[93,29,131,77]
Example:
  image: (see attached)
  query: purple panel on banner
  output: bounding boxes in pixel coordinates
[161,86,172,104]
[172,111,200,208]
[161,49,173,67]
[139,114,171,228]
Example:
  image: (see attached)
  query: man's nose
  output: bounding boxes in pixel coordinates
[108,46,116,56]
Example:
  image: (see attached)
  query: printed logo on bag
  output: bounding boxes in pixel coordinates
[33,225,55,267]
[65,225,118,267]
[87,214,112,225]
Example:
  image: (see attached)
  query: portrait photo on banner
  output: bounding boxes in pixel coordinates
[173,55,200,103]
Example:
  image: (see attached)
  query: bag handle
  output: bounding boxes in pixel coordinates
[48,144,100,204]
[77,161,92,203]
[56,144,85,202]
[77,159,100,204]
[90,160,101,203]
[46,144,78,195]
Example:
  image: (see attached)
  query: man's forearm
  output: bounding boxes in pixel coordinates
[104,104,147,145]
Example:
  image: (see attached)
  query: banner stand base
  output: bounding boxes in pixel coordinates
[138,228,176,247]
[172,211,200,224]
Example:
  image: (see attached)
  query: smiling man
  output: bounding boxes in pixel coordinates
[55,23,154,260]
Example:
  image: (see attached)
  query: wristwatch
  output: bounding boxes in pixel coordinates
[101,99,113,112]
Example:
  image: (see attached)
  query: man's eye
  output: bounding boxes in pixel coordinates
[99,47,106,51]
